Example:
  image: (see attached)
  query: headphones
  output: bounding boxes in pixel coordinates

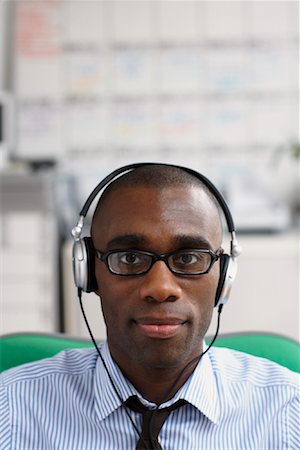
[71,163,241,308]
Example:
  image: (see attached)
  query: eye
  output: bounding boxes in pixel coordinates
[174,252,201,266]
[107,250,152,275]
[118,251,146,266]
[119,252,142,264]
[171,251,209,271]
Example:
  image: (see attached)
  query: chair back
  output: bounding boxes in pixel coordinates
[0,333,93,372]
[212,332,300,373]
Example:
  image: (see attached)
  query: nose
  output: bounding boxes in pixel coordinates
[139,261,182,303]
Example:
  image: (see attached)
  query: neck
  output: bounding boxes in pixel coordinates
[119,356,199,405]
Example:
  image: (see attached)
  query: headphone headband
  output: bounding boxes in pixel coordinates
[72,162,236,237]
[72,162,241,304]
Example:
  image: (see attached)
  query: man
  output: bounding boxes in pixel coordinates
[1,164,299,450]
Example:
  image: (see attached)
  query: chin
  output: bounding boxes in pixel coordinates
[138,341,201,371]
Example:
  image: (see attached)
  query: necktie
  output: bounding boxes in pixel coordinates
[125,395,187,450]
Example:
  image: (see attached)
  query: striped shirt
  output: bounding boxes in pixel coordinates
[0,341,299,450]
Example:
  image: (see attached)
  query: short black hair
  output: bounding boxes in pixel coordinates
[91,164,222,224]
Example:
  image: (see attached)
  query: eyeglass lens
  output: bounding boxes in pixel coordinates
[107,250,213,275]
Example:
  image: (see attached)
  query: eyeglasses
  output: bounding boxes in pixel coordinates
[95,248,222,276]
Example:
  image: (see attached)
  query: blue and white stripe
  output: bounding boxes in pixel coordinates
[1,342,299,450]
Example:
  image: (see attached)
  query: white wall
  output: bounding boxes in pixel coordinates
[0,1,5,89]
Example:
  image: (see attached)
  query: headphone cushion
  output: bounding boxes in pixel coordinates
[215,254,229,306]
[83,237,98,293]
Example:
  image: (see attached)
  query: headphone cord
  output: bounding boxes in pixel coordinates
[78,288,223,448]
[77,288,147,447]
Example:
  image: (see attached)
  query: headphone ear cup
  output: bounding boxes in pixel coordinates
[84,237,98,293]
[215,254,229,307]
[72,237,98,293]
[215,254,238,307]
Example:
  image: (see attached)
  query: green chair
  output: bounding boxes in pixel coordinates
[0,333,93,372]
[1,331,299,373]
[211,332,300,373]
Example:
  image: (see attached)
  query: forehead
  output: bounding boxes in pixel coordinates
[91,185,222,250]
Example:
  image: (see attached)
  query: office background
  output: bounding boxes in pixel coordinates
[0,1,299,341]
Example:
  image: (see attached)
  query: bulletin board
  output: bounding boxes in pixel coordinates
[11,1,299,169]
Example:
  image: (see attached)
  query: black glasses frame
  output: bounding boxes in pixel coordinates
[95,248,222,276]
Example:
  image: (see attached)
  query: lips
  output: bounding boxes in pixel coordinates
[134,317,187,339]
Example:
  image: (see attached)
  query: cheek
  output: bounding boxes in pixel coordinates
[94,261,104,294]
[189,264,220,303]
[95,267,117,320]
[94,263,113,298]
[95,266,132,323]
[184,271,220,331]
[98,287,124,337]
[208,261,221,299]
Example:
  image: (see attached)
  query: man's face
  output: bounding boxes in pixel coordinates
[92,185,222,374]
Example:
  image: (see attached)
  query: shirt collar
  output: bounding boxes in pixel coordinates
[176,344,221,424]
[94,342,138,422]
[94,341,220,424]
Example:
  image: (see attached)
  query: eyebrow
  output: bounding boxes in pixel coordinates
[106,234,148,250]
[105,233,213,251]
[173,234,213,250]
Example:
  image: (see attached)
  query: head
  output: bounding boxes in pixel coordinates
[90,165,223,377]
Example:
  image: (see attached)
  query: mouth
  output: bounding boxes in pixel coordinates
[133,317,187,339]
